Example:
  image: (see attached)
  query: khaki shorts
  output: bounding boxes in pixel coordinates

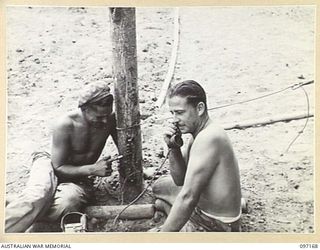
[181,207,241,232]
[153,176,242,232]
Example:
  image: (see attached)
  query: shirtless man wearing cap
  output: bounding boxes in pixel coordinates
[152,80,242,232]
[6,81,118,232]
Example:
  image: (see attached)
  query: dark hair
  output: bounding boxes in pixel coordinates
[168,80,207,110]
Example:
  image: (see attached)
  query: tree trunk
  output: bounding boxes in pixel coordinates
[110,7,143,202]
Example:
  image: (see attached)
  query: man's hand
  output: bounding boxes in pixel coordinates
[91,156,113,177]
[163,122,182,148]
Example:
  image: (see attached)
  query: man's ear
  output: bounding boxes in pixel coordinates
[197,102,205,116]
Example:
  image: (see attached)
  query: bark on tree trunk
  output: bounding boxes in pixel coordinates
[110,7,143,202]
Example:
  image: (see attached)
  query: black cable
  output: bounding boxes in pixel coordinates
[111,80,313,223]
[112,149,171,225]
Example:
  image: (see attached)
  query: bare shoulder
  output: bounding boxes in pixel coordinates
[52,111,77,133]
[191,123,231,161]
[196,122,227,145]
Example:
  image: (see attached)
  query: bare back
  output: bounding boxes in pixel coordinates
[185,123,241,217]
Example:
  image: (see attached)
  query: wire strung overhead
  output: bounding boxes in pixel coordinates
[116,79,314,131]
[207,80,313,111]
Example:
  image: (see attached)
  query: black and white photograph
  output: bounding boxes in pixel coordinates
[4,4,315,237]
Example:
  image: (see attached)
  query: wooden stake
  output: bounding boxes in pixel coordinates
[110,8,143,201]
[223,112,313,130]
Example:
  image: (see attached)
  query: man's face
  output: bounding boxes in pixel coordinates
[168,95,199,134]
[84,104,113,129]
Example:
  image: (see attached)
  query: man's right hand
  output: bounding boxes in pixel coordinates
[163,122,182,148]
[91,156,113,177]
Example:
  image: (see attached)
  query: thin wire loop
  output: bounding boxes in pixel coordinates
[284,86,310,153]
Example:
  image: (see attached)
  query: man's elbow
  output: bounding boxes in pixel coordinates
[178,190,199,207]
[51,163,64,177]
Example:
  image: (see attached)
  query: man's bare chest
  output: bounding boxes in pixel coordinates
[71,128,109,153]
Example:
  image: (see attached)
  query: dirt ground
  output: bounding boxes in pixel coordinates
[6,6,315,233]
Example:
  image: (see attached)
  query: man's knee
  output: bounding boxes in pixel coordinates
[152,175,174,195]
[56,183,88,209]
[152,175,181,205]
[45,183,88,221]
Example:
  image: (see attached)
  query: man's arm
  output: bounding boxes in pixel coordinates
[51,118,110,178]
[168,138,192,186]
[160,134,220,231]
[163,122,193,186]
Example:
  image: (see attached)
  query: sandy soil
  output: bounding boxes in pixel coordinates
[6,6,315,233]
